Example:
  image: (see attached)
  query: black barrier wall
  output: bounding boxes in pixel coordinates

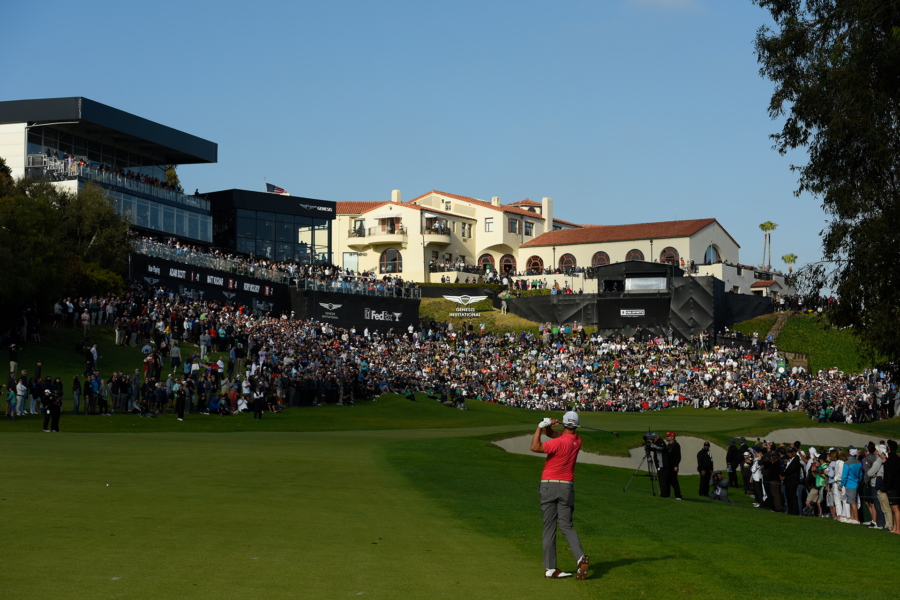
[505,295,597,325]
[132,253,290,314]
[289,289,421,333]
[595,295,673,338]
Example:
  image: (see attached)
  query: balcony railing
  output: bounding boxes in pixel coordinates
[347,225,408,238]
[135,241,421,299]
[297,278,421,299]
[27,156,210,210]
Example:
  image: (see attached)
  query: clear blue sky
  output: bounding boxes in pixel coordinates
[1,0,817,271]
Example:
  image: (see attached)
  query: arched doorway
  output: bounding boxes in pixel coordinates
[704,245,720,264]
[499,254,516,274]
[659,247,679,266]
[379,248,402,274]
[478,253,496,271]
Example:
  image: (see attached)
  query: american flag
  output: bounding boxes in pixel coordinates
[266,183,288,195]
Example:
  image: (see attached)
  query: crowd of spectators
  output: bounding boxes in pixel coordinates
[137,236,417,295]
[43,150,185,194]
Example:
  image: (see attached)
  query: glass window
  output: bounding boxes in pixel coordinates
[257,239,274,259]
[149,203,162,231]
[295,216,312,227]
[705,245,720,264]
[559,253,577,269]
[276,221,293,243]
[314,218,328,230]
[236,217,256,239]
[162,207,176,234]
[237,238,255,255]
[592,252,610,266]
[237,209,256,218]
[276,242,293,262]
[199,216,211,242]
[485,217,493,232]
[508,218,518,234]
[43,128,57,143]
[526,256,544,271]
[256,219,275,241]
[626,249,644,261]
[295,243,311,263]
[188,213,199,239]
[500,254,516,273]
[379,249,402,274]
[524,222,534,236]
[277,213,293,222]
[256,211,275,220]
[298,223,313,246]
[135,199,149,228]
[175,210,186,237]
[660,247,679,265]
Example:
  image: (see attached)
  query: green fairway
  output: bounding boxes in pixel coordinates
[5,328,900,599]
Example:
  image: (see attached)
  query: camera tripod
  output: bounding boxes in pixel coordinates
[623,443,660,496]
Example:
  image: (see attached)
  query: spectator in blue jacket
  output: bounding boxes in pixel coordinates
[841,446,864,524]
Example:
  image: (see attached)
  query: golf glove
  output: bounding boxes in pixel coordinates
[539,418,553,429]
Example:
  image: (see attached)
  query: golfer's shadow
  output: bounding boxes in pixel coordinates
[589,555,673,579]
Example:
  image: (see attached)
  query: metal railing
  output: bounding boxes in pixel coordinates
[137,242,293,284]
[27,156,210,210]
[297,278,421,299]
[135,242,421,298]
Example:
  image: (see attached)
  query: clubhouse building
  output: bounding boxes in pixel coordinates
[0,97,790,297]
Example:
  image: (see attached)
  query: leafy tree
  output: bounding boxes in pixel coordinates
[759,221,777,269]
[0,178,131,325]
[0,156,12,197]
[166,164,180,188]
[753,0,900,367]
[781,253,797,275]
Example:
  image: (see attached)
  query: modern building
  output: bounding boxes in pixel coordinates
[0,97,218,243]
[207,189,335,264]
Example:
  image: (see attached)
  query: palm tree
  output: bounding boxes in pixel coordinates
[782,253,797,275]
[759,221,778,269]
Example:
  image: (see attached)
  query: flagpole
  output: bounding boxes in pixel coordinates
[263,176,267,193]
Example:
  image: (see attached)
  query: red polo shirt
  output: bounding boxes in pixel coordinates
[541,433,581,481]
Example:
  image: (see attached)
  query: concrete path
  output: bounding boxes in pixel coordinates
[493,427,883,471]
[493,434,727,473]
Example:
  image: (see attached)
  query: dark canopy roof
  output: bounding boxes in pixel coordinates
[0,97,217,165]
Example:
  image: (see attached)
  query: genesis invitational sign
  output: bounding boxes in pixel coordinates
[443,294,488,318]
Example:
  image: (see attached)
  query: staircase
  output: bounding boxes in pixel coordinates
[768,313,809,370]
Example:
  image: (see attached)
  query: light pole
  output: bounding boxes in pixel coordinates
[650,238,653,263]
[552,246,556,271]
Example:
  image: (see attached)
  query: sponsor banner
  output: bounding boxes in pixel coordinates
[132,254,290,315]
[620,309,646,317]
[299,290,420,332]
[443,294,488,318]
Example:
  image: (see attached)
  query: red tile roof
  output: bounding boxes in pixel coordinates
[520,218,739,248]
[336,201,388,215]
[360,202,471,220]
[552,217,583,228]
[750,280,782,288]
[509,198,542,207]
[408,190,547,219]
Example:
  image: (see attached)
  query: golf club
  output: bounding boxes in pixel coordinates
[577,425,620,438]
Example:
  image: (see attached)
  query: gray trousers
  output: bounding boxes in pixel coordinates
[540,482,584,570]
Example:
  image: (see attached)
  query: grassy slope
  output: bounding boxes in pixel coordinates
[385,436,899,600]
[775,314,873,373]
[729,313,778,337]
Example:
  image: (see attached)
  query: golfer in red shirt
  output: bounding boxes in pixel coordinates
[530,411,589,579]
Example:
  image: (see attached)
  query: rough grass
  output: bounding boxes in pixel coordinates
[729,313,778,337]
[775,314,873,373]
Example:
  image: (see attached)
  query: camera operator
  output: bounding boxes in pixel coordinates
[647,432,666,492]
[709,470,734,502]
[697,441,714,498]
[663,431,682,500]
